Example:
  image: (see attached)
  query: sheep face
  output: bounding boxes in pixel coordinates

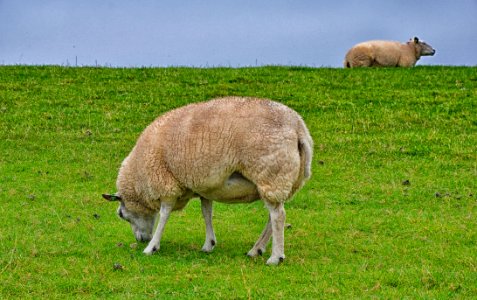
[117,202,157,242]
[413,37,436,56]
[102,193,156,242]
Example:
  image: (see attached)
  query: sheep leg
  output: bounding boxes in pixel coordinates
[265,202,286,265]
[143,202,173,255]
[247,215,272,257]
[200,197,216,252]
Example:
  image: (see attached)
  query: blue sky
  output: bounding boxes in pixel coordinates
[1,0,476,67]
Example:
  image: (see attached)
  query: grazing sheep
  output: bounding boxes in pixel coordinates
[344,37,435,68]
[103,97,313,265]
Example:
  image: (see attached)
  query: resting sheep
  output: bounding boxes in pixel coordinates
[103,97,313,265]
[344,37,435,68]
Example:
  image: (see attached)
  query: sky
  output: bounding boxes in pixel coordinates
[1,0,476,67]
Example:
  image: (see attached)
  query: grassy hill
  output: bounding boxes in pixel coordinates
[0,65,476,298]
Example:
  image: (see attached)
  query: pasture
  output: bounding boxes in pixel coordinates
[0,66,476,298]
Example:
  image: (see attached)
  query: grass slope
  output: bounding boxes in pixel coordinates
[0,66,476,298]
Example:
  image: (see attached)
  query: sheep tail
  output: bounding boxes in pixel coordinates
[297,118,313,180]
[298,134,313,180]
[290,121,313,196]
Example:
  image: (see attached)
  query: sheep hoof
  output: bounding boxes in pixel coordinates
[201,239,216,253]
[246,248,265,258]
[266,255,285,266]
[201,245,214,253]
[143,245,158,255]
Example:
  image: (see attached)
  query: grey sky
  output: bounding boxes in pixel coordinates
[1,0,476,67]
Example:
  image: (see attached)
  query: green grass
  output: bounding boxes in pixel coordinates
[0,65,476,298]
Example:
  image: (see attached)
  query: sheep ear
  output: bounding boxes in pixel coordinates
[413,37,419,43]
[102,193,122,201]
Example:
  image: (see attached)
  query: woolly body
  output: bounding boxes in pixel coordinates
[108,97,313,265]
[344,37,435,68]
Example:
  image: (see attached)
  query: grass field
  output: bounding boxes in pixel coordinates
[0,65,476,298]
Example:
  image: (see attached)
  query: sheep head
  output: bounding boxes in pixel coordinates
[411,37,436,57]
[102,193,157,243]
